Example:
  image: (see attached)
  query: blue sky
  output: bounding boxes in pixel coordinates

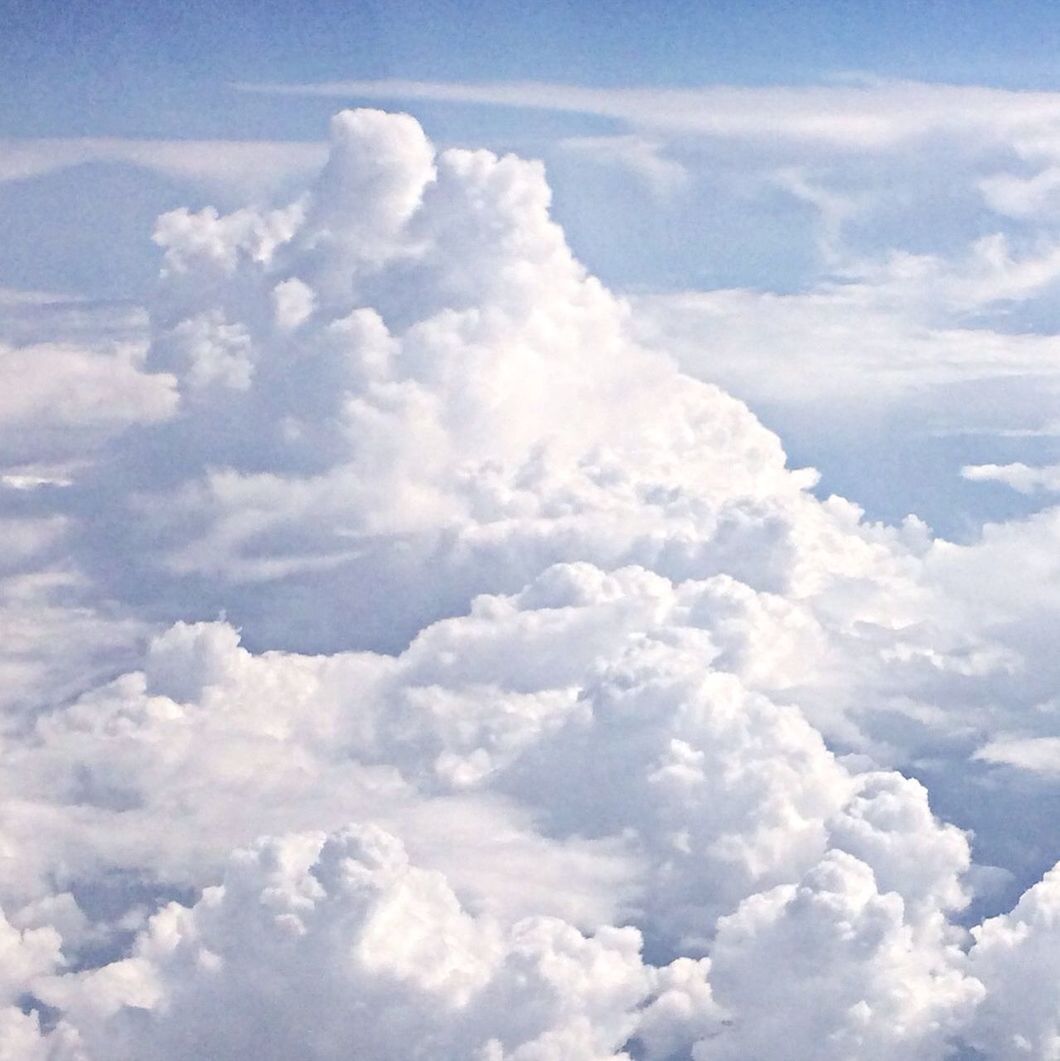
[8,0,1060,139]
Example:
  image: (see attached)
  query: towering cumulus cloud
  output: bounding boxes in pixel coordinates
[2,110,1058,1058]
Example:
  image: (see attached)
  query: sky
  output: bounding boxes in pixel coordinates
[2,3,1060,1058]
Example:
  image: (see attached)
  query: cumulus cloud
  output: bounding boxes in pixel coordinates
[40,825,709,1060]
[0,107,1058,1057]
[246,82,1060,476]
[967,863,1060,1058]
[698,850,982,1060]
[93,104,867,655]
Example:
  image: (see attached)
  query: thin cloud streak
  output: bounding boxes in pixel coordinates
[235,77,1060,149]
[0,138,328,195]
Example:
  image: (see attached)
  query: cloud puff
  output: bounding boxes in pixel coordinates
[967,862,1060,1058]
[698,850,982,1060]
[41,825,702,1060]
[25,824,988,1061]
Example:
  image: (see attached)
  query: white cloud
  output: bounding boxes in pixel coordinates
[0,138,327,197]
[968,862,1060,1058]
[226,79,1060,463]
[0,568,147,718]
[0,341,176,470]
[100,104,970,679]
[973,736,1060,776]
[633,284,1060,410]
[559,135,689,196]
[0,289,147,349]
[962,462,1060,494]
[697,851,982,1060]
[40,825,695,1060]
[979,165,1060,218]
[235,78,1060,151]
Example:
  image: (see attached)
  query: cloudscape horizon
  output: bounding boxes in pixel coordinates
[2,5,1060,1058]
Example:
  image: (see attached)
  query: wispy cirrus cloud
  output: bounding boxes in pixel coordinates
[963,462,1060,493]
[234,77,1060,150]
[558,134,689,196]
[974,735,1060,775]
[0,138,327,196]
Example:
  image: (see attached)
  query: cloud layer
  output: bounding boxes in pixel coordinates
[0,108,1058,1058]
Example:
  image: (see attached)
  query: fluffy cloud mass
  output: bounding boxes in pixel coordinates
[1,108,1058,1058]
